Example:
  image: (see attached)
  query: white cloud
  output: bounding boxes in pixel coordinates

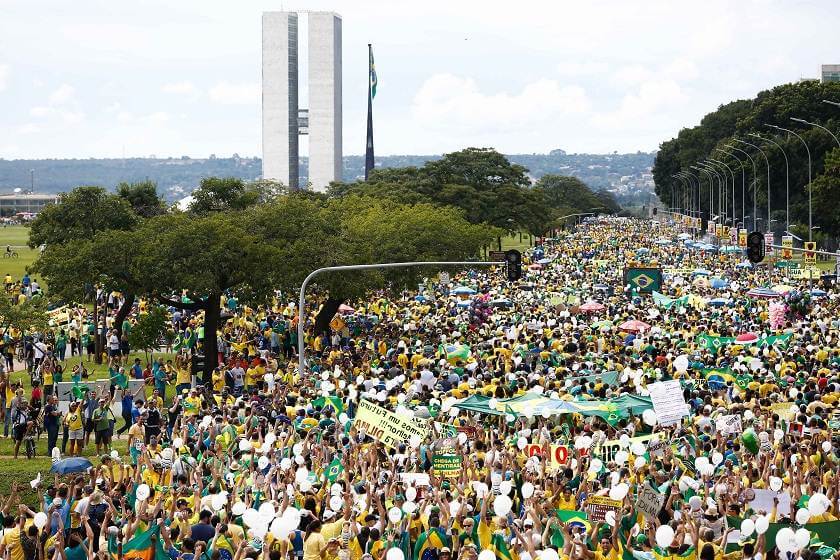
[0,64,8,92]
[556,61,610,77]
[116,110,170,124]
[411,74,591,134]
[592,79,688,128]
[17,123,40,134]
[208,82,259,105]
[162,81,196,95]
[30,106,53,117]
[48,83,75,104]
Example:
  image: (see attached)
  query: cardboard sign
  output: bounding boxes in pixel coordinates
[781,236,793,259]
[524,443,571,471]
[353,400,430,449]
[636,484,665,521]
[716,414,743,435]
[433,437,462,478]
[739,229,748,247]
[584,495,622,522]
[648,380,688,426]
[804,242,817,265]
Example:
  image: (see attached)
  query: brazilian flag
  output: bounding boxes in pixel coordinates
[325,457,344,482]
[313,396,344,414]
[487,533,518,560]
[108,524,168,560]
[413,527,450,560]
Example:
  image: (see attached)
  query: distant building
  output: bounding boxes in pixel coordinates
[0,192,58,216]
[822,64,840,83]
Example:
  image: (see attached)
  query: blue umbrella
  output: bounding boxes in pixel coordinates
[692,268,712,276]
[51,457,93,474]
[636,247,650,254]
[456,300,472,308]
[710,278,729,289]
[655,238,672,245]
[537,258,552,265]
[414,295,427,302]
[735,261,753,269]
[810,288,827,297]
[451,286,476,295]
[709,297,729,307]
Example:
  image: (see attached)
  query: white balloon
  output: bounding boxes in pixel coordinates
[136,484,150,501]
[755,516,770,535]
[264,433,277,446]
[33,512,47,529]
[388,507,402,524]
[769,477,783,492]
[588,459,603,473]
[609,483,629,501]
[494,494,513,517]
[795,508,811,525]
[630,442,646,456]
[239,439,252,452]
[517,437,528,450]
[242,508,260,527]
[232,502,247,516]
[330,495,343,511]
[655,525,675,549]
[387,548,405,560]
[212,493,227,511]
[258,456,270,470]
[619,434,630,449]
[615,450,629,464]
[794,528,811,550]
[634,456,647,469]
[299,480,312,493]
[173,437,184,449]
[406,487,417,502]
[479,551,496,560]
[822,441,832,453]
[740,519,755,538]
[259,502,276,519]
[808,493,828,516]
[409,434,422,448]
[695,457,709,471]
[458,432,468,445]
[280,457,292,470]
[539,549,560,560]
[499,480,513,496]
[521,482,535,499]
[775,527,795,552]
[605,510,617,527]
[402,501,417,514]
[642,409,657,427]
[711,452,723,466]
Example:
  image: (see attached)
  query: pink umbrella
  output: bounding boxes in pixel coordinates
[618,319,651,333]
[735,332,759,343]
[338,304,355,314]
[579,301,606,313]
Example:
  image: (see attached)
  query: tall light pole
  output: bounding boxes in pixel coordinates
[733,139,771,233]
[750,132,789,233]
[824,99,840,109]
[708,158,734,226]
[716,148,746,228]
[767,124,812,241]
[726,144,758,231]
[691,165,715,229]
[791,117,840,148]
[700,162,724,222]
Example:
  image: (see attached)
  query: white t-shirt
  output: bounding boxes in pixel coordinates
[109,334,120,350]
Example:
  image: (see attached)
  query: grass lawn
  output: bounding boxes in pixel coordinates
[0,224,38,281]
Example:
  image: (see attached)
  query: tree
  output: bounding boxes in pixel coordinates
[188,177,284,214]
[811,147,840,237]
[29,186,140,361]
[28,186,137,248]
[0,296,49,341]
[116,180,167,218]
[533,175,617,227]
[128,306,170,364]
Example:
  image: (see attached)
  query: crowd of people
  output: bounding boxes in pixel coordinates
[0,216,837,560]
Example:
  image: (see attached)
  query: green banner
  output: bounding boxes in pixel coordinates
[653,291,689,309]
[696,333,793,354]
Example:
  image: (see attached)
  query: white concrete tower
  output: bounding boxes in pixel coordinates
[262,12,299,189]
[308,12,343,192]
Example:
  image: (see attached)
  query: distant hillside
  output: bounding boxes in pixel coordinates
[0,151,654,201]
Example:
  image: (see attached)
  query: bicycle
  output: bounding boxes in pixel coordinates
[3,251,18,259]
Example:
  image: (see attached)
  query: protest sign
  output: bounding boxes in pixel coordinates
[584,495,622,522]
[353,400,430,449]
[586,433,655,464]
[749,489,791,517]
[716,414,742,435]
[636,484,665,521]
[524,443,571,470]
[433,437,462,478]
[770,402,798,422]
[648,380,688,426]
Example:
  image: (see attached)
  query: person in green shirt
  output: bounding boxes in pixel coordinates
[92,398,115,454]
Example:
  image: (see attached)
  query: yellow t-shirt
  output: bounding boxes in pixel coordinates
[304,532,327,560]
[2,527,24,560]
[67,411,83,431]
[176,367,191,386]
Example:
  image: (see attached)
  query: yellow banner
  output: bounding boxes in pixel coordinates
[804,242,817,265]
[715,224,723,237]
[787,267,820,279]
[47,305,70,325]
[352,400,429,449]
[770,402,797,422]
[738,229,748,247]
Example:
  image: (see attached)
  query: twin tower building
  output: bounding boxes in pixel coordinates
[262,12,342,192]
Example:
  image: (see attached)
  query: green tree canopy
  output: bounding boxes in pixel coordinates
[116,180,168,218]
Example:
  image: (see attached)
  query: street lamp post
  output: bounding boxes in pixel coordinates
[733,139,771,233]
[700,162,724,224]
[767,124,812,241]
[725,144,758,231]
[708,158,734,226]
[791,117,840,148]
[716,148,746,228]
[750,132,789,233]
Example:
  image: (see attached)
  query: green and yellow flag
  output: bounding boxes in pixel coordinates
[109,524,168,560]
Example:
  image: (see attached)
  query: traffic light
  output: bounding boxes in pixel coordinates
[505,249,522,281]
[746,231,765,264]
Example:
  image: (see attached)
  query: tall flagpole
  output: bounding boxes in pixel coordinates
[365,44,375,180]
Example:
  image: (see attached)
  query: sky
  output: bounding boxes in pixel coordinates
[0,0,838,159]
